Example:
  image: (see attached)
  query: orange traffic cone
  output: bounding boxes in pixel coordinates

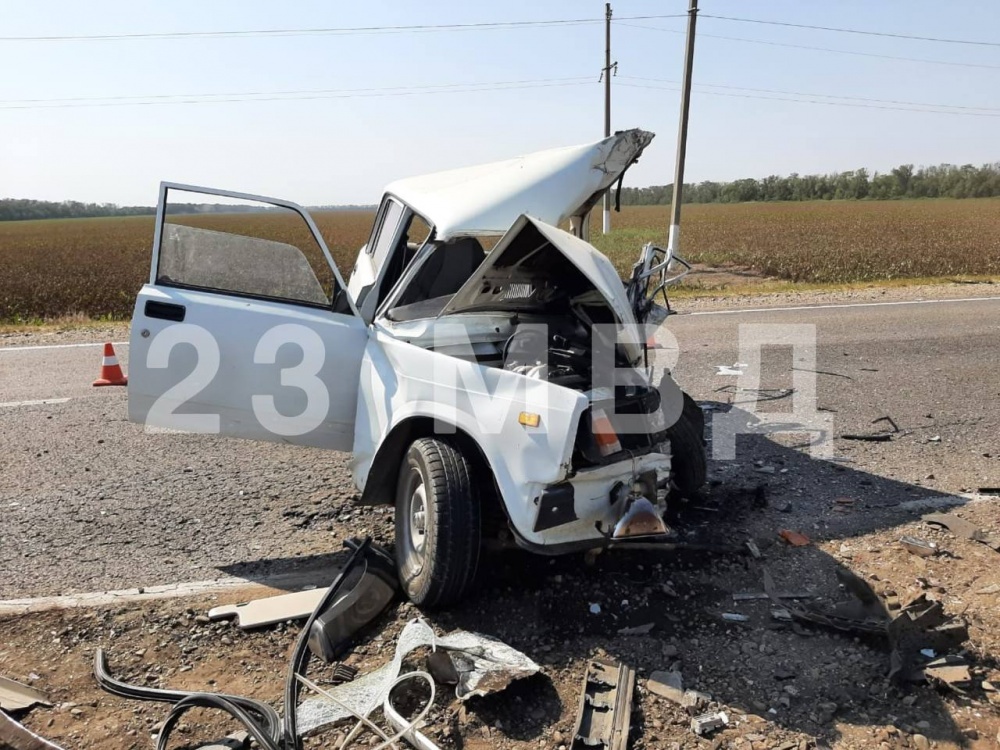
[93,342,128,387]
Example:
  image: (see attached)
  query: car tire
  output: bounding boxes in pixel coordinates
[666,393,707,497]
[394,437,481,608]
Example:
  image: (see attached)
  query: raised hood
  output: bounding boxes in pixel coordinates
[438,215,643,361]
[386,129,654,240]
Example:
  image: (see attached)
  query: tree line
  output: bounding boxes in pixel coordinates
[0,200,374,222]
[620,162,1000,205]
[5,162,1000,220]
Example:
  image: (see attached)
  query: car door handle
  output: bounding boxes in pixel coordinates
[145,300,186,322]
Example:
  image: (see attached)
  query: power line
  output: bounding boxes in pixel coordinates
[0,77,595,110]
[0,76,592,104]
[617,21,1000,72]
[619,76,1000,114]
[617,80,1000,118]
[0,14,685,42]
[700,14,1000,48]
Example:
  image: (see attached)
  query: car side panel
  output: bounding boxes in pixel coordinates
[351,332,587,542]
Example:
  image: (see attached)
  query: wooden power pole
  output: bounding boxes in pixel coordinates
[667,0,698,257]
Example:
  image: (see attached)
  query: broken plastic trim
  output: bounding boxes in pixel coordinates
[94,537,386,750]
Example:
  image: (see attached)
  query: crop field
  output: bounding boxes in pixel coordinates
[2,198,999,323]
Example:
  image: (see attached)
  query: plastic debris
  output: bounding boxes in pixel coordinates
[715,363,747,376]
[589,603,602,615]
[0,675,50,712]
[721,613,749,622]
[778,529,810,547]
[690,711,728,736]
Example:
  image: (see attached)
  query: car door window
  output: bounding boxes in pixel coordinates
[368,199,405,269]
[156,186,345,310]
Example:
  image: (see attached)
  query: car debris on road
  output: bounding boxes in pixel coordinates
[899,535,940,557]
[95,538,542,749]
[570,660,634,750]
[0,709,66,750]
[0,676,49,713]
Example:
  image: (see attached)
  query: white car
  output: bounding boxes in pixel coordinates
[127,129,706,607]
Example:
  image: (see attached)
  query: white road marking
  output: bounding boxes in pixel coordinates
[0,569,336,615]
[0,341,128,353]
[0,397,71,408]
[685,295,1000,317]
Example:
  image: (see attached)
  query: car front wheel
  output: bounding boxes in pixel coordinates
[394,437,481,608]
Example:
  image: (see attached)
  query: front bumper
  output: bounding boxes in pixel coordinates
[512,450,672,553]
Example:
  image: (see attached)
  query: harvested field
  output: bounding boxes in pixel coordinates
[2,199,1000,323]
[591,198,1000,283]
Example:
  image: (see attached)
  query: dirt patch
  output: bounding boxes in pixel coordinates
[4,483,1000,749]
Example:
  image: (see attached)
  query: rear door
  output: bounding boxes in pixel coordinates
[128,182,368,451]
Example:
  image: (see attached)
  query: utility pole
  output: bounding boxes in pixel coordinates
[667,0,698,257]
[602,2,614,234]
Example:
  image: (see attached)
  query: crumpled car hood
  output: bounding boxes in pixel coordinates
[386,129,654,240]
[439,214,644,362]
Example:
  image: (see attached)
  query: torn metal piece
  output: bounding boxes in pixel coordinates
[617,622,655,636]
[330,664,359,685]
[570,660,635,750]
[0,676,50,712]
[762,567,888,636]
[297,619,540,736]
[612,496,668,539]
[732,591,812,602]
[690,711,728,736]
[924,655,973,693]
[923,512,1000,552]
[888,594,969,684]
[426,650,459,686]
[900,536,939,557]
[0,710,66,750]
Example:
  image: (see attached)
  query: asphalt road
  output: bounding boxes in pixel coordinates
[1,295,998,600]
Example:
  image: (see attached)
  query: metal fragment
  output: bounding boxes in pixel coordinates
[571,660,635,750]
[923,512,1000,552]
[899,536,939,557]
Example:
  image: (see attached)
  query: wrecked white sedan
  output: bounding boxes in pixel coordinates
[127,128,706,606]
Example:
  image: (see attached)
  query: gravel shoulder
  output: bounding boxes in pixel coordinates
[2,283,1000,749]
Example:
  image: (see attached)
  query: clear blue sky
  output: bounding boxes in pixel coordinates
[2,1,998,205]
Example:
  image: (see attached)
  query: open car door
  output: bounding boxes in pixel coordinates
[127,182,368,451]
